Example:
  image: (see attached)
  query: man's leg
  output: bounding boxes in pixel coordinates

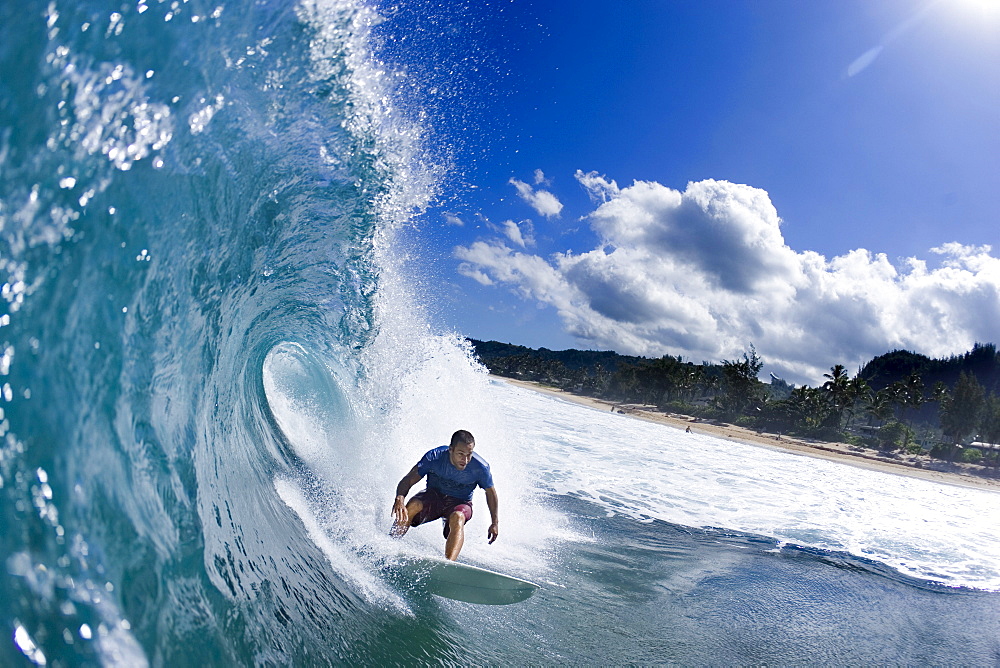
[444,511,466,560]
[390,498,424,537]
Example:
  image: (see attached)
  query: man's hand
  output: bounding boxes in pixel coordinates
[391,495,408,523]
[484,486,500,545]
[390,466,422,538]
[390,496,409,537]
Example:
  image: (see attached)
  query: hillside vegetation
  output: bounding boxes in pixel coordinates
[471,339,1000,466]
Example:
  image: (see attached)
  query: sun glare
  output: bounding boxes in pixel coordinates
[946,0,1000,24]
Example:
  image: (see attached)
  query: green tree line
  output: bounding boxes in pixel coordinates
[471,340,1000,467]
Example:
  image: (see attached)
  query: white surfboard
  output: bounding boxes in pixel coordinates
[402,556,539,605]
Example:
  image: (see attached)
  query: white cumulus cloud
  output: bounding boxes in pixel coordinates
[455,176,1000,384]
[499,219,535,248]
[510,175,564,219]
[575,169,620,203]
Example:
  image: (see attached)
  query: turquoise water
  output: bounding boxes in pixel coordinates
[3,1,1000,665]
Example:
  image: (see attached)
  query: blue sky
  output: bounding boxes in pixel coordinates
[379,0,1000,384]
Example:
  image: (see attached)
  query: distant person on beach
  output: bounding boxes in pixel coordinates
[390,430,499,560]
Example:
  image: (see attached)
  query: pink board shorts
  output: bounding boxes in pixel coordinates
[411,488,473,538]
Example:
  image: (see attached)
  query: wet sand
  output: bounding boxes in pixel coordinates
[497,376,1000,493]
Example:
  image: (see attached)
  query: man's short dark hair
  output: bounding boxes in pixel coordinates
[450,430,475,448]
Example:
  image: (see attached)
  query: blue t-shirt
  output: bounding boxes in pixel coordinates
[417,445,494,502]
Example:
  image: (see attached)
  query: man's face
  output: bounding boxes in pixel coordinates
[449,442,475,470]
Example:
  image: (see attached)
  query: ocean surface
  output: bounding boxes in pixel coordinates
[3,0,1000,665]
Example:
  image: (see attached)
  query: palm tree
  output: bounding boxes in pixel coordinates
[790,385,829,431]
[889,372,925,426]
[821,364,852,431]
[823,364,851,401]
[843,376,871,431]
[865,389,894,427]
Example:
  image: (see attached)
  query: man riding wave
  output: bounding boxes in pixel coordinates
[390,430,499,561]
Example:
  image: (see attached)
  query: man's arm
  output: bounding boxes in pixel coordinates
[484,486,499,544]
[391,465,423,525]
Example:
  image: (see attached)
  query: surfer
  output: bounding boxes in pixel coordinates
[390,429,499,561]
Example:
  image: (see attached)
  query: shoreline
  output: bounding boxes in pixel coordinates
[496,376,1000,493]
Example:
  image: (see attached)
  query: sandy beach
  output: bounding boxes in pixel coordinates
[498,376,1000,493]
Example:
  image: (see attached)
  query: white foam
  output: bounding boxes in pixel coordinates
[496,380,1000,591]
[273,476,410,612]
